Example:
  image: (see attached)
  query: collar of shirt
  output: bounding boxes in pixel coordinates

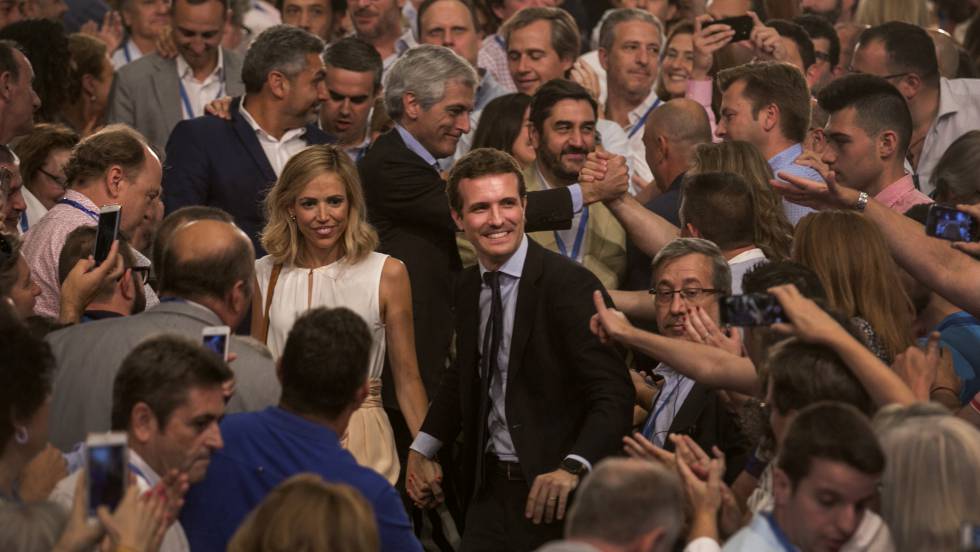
[382,28,417,69]
[767,143,805,172]
[728,247,767,266]
[395,124,438,167]
[176,47,225,85]
[937,77,962,121]
[653,362,685,380]
[62,189,100,213]
[478,234,528,281]
[625,89,661,134]
[238,96,308,144]
[873,173,916,207]
[343,133,372,160]
[128,449,162,488]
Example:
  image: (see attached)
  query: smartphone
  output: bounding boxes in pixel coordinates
[706,15,754,42]
[85,432,128,517]
[721,293,788,327]
[93,205,121,266]
[925,204,978,242]
[202,325,230,361]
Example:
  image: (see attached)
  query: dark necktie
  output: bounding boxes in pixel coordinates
[474,270,504,495]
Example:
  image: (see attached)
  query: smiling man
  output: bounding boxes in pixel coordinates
[107,0,246,154]
[406,146,632,551]
[50,334,230,552]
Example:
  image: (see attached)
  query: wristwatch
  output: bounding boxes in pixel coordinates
[854,191,869,212]
[559,457,588,477]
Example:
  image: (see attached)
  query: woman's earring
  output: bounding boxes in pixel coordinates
[14,425,28,444]
[289,213,296,221]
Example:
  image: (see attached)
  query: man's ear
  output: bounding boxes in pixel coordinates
[656,134,669,161]
[119,268,135,301]
[684,222,701,238]
[598,48,609,71]
[878,129,900,160]
[450,207,464,232]
[130,402,159,444]
[528,124,540,150]
[805,64,820,89]
[267,70,289,100]
[0,70,12,102]
[773,466,793,507]
[105,166,125,199]
[761,103,780,133]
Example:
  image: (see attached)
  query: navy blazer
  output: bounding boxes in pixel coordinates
[162,96,334,253]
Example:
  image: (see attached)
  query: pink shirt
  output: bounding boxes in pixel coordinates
[684,79,720,142]
[478,34,516,93]
[874,174,933,214]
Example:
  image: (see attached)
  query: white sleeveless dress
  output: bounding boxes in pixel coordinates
[255,252,399,483]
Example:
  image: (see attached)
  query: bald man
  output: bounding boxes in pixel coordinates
[47,219,281,452]
[611,99,713,291]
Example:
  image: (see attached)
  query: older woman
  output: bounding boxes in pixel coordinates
[13,124,79,232]
[251,145,427,484]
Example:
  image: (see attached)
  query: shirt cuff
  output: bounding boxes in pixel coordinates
[410,432,443,459]
[568,184,584,214]
[684,536,722,552]
[564,454,592,472]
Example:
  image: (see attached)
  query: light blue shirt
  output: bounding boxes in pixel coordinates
[723,513,799,551]
[395,124,438,169]
[642,363,696,447]
[410,235,590,470]
[769,143,819,225]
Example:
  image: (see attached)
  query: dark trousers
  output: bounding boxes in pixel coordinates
[459,458,564,552]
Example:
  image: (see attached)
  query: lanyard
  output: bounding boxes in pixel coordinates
[57,198,99,221]
[641,376,682,441]
[494,34,505,50]
[763,512,798,552]
[627,98,663,139]
[179,78,225,120]
[123,41,132,64]
[19,211,28,233]
[554,207,589,261]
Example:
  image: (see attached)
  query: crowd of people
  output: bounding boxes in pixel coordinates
[1,0,980,551]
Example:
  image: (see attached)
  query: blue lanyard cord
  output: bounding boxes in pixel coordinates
[555,207,589,261]
[641,377,681,440]
[763,512,799,552]
[627,98,663,139]
[179,78,226,120]
[123,42,132,64]
[57,198,99,221]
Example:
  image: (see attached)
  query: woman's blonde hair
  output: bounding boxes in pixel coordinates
[227,474,380,552]
[855,0,933,29]
[691,141,793,261]
[792,211,913,360]
[878,415,980,552]
[261,145,378,266]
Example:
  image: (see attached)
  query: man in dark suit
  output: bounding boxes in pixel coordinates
[163,25,333,252]
[405,148,634,551]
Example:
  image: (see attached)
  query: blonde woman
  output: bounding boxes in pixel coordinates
[855,0,933,29]
[691,141,794,261]
[251,145,427,484]
[228,474,380,552]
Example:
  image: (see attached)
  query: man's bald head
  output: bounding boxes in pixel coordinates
[646,98,712,146]
[159,219,255,302]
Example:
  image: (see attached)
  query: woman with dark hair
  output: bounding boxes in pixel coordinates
[655,21,695,102]
[0,19,71,123]
[931,130,980,205]
[13,123,79,231]
[61,34,114,138]
[470,93,536,169]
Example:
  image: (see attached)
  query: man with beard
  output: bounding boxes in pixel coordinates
[349,0,415,77]
[799,0,856,25]
[524,79,627,290]
[162,25,333,252]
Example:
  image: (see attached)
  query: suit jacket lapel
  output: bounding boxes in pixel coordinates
[666,382,710,440]
[230,97,277,183]
[151,56,181,135]
[459,267,482,388]
[506,240,542,384]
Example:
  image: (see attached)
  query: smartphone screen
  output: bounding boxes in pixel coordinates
[202,326,230,361]
[721,293,788,327]
[87,441,127,515]
[93,205,121,266]
[707,15,754,42]
[926,204,977,243]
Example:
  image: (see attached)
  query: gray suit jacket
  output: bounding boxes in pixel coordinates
[106,49,245,155]
[47,301,281,451]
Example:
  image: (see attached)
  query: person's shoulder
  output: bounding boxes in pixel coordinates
[721,514,781,551]
[115,52,169,80]
[942,77,980,98]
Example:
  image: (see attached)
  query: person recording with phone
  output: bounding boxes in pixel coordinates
[49,333,232,552]
[56,226,145,323]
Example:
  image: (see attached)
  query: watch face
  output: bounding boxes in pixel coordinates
[561,459,585,474]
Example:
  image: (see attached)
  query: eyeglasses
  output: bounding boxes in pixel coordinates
[131,266,150,285]
[38,167,67,188]
[647,287,722,304]
[813,51,831,63]
[847,67,911,81]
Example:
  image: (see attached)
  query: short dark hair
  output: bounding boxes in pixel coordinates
[14,123,79,190]
[0,40,23,81]
[417,0,480,40]
[0,20,71,123]
[742,261,828,302]
[470,93,532,157]
[111,334,232,431]
[793,14,840,68]
[778,402,885,488]
[274,0,345,13]
[500,7,580,62]
[242,25,326,95]
[817,73,913,154]
[717,61,811,143]
[151,206,234,283]
[57,226,136,290]
[64,125,149,188]
[323,36,383,92]
[158,222,254,302]
[447,147,526,213]
[0,304,54,452]
[528,78,597,135]
[764,338,874,418]
[930,130,980,204]
[680,172,755,251]
[279,307,372,419]
[858,21,939,86]
[767,19,815,70]
[172,0,230,12]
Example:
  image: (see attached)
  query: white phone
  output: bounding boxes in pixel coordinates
[202,325,230,361]
[85,432,128,518]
